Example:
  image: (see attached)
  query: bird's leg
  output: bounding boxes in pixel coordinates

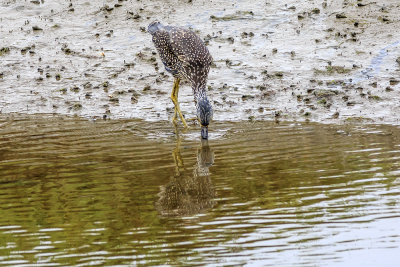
[170,78,179,124]
[172,128,184,177]
[170,78,188,128]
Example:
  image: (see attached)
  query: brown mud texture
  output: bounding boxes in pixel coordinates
[1,0,400,125]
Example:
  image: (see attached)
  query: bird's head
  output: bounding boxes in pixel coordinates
[196,97,213,139]
[148,21,162,34]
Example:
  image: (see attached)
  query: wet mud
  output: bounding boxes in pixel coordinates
[1,0,400,126]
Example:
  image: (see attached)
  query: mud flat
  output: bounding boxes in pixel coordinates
[1,0,400,126]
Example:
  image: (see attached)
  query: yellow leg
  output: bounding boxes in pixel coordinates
[170,78,188,128]
[172,132,184,176]
[170,78,179,125]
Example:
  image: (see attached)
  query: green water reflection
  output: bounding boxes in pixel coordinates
[0,115,399,266]
[157,136,215,217]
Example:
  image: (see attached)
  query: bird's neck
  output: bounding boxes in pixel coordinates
[193,82,213,128]
[192,83,208,103]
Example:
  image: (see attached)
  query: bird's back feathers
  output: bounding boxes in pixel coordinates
[148,21,212,86]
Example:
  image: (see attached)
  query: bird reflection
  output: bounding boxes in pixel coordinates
[156,131,215,217]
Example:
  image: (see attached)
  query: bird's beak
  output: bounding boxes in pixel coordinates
[201,125,208,139]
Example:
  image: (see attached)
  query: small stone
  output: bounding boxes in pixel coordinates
[347,101,356,106]
[63,47,72,54]
[83,82,92,89]
[0,47,10,56]
[256,85,267,91]
[317,98,327,105]
[368,95,381,101]
[242,95,255,101]
[71,86,80,92]
[104,5,114,11]
[336,13,347,19]
[72,103,82,110]
[109,96,119,102]
[311,8,320,14]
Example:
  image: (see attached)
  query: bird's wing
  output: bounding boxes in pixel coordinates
[168,27,212,68]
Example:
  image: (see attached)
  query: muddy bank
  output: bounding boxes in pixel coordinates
[1,0,400,126]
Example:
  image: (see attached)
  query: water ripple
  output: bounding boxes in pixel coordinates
[0,116,400,265]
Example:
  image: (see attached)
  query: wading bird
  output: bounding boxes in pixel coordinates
[148,21,213,139]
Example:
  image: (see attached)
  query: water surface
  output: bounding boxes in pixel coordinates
[0,115,400,266]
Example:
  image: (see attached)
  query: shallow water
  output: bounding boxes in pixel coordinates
[0,115,400,266]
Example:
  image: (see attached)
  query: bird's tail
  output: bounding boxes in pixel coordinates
[148,21,163,34]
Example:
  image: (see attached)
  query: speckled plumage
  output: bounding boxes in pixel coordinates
[148,21,212,87]
[148,21,213,138]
